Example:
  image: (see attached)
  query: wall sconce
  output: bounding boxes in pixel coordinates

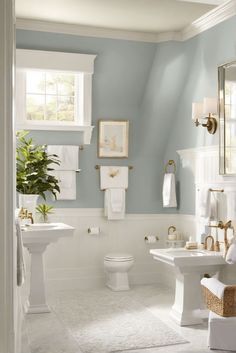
[192,97,217,134]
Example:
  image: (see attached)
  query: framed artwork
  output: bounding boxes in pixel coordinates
[98,120,129,158]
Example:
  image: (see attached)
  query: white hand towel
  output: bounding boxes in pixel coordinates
[162,173,177,208]
[100,166,128,190]
[225,238,236,264]
[53,171,76,200]
[210,192,218,221]
[227,191,236,221]
[47,145,79,171]
[16,219,25,287]
[199,187,211,218]
[104,188,125,220]
[201,278,227,299]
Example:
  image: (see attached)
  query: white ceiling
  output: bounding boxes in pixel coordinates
[15,0,219,34]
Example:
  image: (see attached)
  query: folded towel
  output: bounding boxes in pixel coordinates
[210,192,218,221]
[199,187,211,218]
[227,191,236,221]
[47,145,79,171]
[225,238,236,264]
[100,166,128,190]
[52,171,76,200]
[104,189,125,220]
[16,219,25,287]
[162,173,177,208]
[201,278,227,299]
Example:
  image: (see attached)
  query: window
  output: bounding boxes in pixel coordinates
[16,49,96,143]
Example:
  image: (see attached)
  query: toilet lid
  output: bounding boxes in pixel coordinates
[104,253,134,261]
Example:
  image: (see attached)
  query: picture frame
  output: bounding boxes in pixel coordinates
[98,120,129,158]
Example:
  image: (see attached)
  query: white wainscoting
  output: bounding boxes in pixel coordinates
[22,210,196,294]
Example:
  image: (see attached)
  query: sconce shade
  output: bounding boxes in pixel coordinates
[192,102,203,121]
[203,97,217,115]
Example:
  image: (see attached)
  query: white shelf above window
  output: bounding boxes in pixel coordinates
[16,124,94,144]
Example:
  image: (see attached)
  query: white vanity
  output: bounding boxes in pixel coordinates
[22,223,75,313]
[150,248,226,326]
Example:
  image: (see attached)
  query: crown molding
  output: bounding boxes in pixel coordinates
[16,18,168,43]
[16,0,236,43]
[181,0,236,41]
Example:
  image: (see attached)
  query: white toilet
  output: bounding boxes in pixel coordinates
[104,253,134,291]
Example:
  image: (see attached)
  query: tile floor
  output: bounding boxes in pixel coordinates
[24,284,229,353]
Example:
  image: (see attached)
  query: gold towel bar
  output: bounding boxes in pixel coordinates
[164,160,176,174]
[209,188,224,193]
[95,165,133,170]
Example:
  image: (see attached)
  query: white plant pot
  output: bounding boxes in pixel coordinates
[18,194,39,220]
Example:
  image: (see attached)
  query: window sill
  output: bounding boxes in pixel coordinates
[16,124,94,144]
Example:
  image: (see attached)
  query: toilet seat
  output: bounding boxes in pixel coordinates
[104,253,134,262]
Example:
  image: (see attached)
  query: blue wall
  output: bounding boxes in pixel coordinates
[16,16,236,213]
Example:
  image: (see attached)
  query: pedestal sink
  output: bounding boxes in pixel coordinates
[22,223,75,314]
[150,248,226,326]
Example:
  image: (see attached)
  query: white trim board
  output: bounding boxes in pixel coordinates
[16,0,236,43]
[0,0,15,352]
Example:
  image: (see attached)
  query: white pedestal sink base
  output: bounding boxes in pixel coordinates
[171,272,203,326]
[25,243,50,314]
[25,301,50,314]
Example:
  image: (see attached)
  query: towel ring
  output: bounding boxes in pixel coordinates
[164,160,176,174]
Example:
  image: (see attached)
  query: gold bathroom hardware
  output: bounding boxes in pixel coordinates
[168,225,176,235]
[144,236,159,241]
[95,165,134,170]
[204,235,215,251]
[76,169,82,173]
[209,188,224,193]
[164,160,176,174]
[208,220,234,255]
[18,207,34,224]
[79,145,84,151]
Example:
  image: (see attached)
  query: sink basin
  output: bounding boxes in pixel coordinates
[22,222,74,243]
[150,247,225,267]
[150,247,226,326]
[166,250,206,257]
[24,223,58,231]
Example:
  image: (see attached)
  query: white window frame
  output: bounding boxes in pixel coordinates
[16,49,96,144]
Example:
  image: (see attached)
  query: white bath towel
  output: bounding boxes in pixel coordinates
[199,187,211,218]
[100,166,128,190]
[47,145,79,171]
[201,278,227,299]
[47,145,79,200]
[162,173,177,208]
[104,189,125,220]
[16,219,25,287]
[53,171,76,200]
[225,238,236,264]
[227,191,236,221]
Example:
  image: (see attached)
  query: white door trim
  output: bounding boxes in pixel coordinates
[0,0,15,352]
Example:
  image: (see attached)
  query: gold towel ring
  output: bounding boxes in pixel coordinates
[164,160,176,174]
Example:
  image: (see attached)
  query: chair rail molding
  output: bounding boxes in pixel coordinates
[0,0,15,352]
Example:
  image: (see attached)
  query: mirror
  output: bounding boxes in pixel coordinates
[219,60,236,175]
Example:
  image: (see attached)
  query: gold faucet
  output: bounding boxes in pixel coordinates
[18,207,34,224]
[208,220,233,256]
[27,212,34,224]
[204,235,215,251]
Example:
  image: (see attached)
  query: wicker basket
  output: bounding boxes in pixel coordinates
[202,284,236,317]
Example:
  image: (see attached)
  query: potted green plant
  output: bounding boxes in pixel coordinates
[16,131,60,217]
[36,204,54,223]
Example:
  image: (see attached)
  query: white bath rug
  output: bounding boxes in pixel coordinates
[51,288,188,353]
